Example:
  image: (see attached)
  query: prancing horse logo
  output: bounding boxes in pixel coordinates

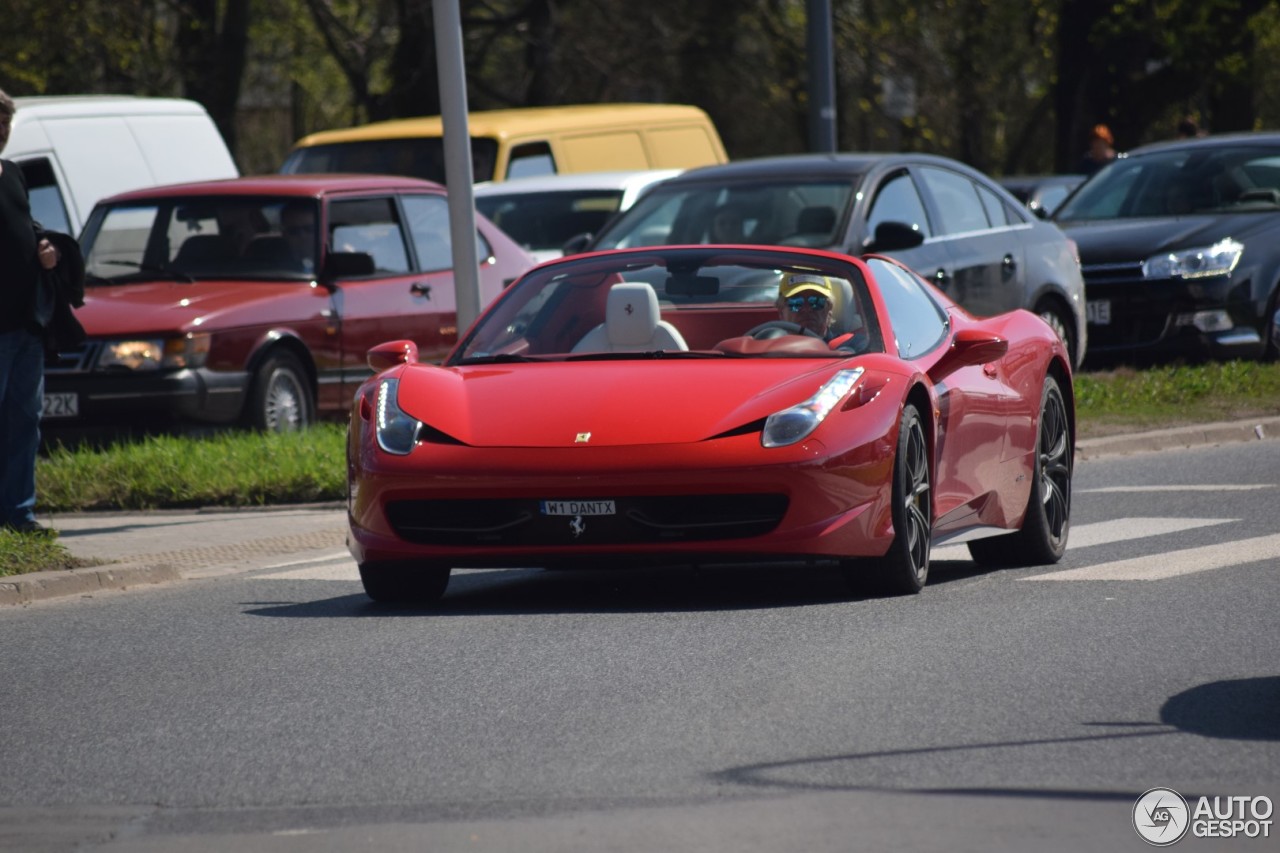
[569,515,586,538]
[575,432,591,443]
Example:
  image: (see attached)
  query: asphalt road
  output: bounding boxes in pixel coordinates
[1,441,1277,852]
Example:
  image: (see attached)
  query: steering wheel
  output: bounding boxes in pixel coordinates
[746,320,823,341]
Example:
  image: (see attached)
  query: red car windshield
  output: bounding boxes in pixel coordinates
[451,249,883,363]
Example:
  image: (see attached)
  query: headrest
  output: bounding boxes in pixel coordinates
[606,282,661,346]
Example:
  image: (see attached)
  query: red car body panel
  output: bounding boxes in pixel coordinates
[347,246,1072,571]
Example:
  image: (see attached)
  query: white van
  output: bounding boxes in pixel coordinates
[7,95,239,236]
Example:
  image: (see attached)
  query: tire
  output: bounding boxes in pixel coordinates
[968,374,1072,567]
[1264,289,1280,362]
[1037,303,1075,366]
[244,351,313,432]
[845,402,931,595]
[358,561,451,605]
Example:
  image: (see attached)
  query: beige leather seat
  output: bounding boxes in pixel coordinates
[572,282,688,353]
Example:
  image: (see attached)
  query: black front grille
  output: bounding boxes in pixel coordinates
[45,342,100,374]
[386,493,790,547]
[1082,267,1176,349]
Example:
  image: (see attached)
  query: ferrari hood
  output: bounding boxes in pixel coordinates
[79,280,312,337]
[394,359,853,448]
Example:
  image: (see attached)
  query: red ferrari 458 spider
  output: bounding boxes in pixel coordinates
[347,245,1074,603]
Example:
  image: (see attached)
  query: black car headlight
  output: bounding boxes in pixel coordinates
[1142,238,1243,280]
[762,368,863,448]
[375,378,421,455]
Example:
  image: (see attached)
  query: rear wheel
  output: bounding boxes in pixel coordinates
[359,561,451,605]
[968,374,1071,566]
[844,403,931,595]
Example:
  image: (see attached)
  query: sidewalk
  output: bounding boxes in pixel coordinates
[2,416,1277,607]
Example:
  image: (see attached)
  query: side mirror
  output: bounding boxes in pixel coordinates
[323,251,376,279]
[927,327,1009,382]
[367,339,419,372]
[863,221,925,253]
[561,232,593,256]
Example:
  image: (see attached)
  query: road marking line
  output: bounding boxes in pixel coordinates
[1024,533,1280,581]
[1079,484,1274,493]
[932,517,1236,561]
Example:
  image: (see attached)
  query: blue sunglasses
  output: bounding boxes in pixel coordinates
[785,294,830,311]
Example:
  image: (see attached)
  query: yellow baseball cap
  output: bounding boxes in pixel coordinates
[780,273,834,300]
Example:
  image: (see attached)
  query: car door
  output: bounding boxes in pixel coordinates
[858,168,954,293]
[869,257,1013,527]
[322,194,440,406]
[915,165,1024,318]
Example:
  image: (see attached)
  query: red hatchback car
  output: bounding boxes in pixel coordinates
[43,174,534,432]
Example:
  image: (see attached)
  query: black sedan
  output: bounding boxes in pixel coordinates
[1053,132,1280,363]
[578,153,1087,368]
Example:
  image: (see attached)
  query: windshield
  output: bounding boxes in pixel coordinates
[1055,144,1280,220]
[81,196,321,283]
[590,180,855,250]
[280,137,500,184]
[450,247,882,363]
[476,189,624,254]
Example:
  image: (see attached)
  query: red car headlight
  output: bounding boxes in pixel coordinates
[762,368,863,448]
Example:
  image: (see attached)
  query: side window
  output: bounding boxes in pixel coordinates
[866,171,932,240]
[866,257,947,359]
[975,182,1011,227]
[328,197,410,274]
[506,142,556,179]
[18,158,72,235]
[401,193,493,272]
[918,166,991,235]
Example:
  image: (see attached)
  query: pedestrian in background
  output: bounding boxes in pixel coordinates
[1176,116,1203,139]
[1079,124,1118,175]
[0,87,60,535]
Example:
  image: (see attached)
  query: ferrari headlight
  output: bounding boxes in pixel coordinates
[375,379,420,455]
[1142,238,1243,280]
[762,368,863,448]
[96,334,210,371]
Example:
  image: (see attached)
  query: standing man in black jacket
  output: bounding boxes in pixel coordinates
[0,87,60,535]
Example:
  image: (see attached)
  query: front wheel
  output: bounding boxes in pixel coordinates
[968,374,1072,566]
[359,561,451,605]
[845,402,932,595]
[244,351,313,432]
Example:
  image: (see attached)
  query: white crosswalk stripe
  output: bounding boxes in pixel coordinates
[932,517,1236,562]
[1025,533,1280,581]
[1079,484,1274,493]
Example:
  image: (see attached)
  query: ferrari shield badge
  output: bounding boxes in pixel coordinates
[575,432,591,443]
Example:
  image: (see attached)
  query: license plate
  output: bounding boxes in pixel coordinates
[1086,299,1111,325]
[41,392,79,419]
[540,499,616,516]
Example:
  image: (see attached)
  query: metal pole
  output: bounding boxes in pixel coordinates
[806,0,837,153]
[432,0,482,331]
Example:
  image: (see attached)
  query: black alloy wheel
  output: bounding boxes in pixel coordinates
[846,402,932,595]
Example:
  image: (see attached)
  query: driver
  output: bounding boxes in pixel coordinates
[777,273,836,337]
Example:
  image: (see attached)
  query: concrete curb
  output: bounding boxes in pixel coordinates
[0,561,181,606]
[1077,415,1278,460]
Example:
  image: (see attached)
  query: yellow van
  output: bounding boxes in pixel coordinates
[280,103,727,184]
